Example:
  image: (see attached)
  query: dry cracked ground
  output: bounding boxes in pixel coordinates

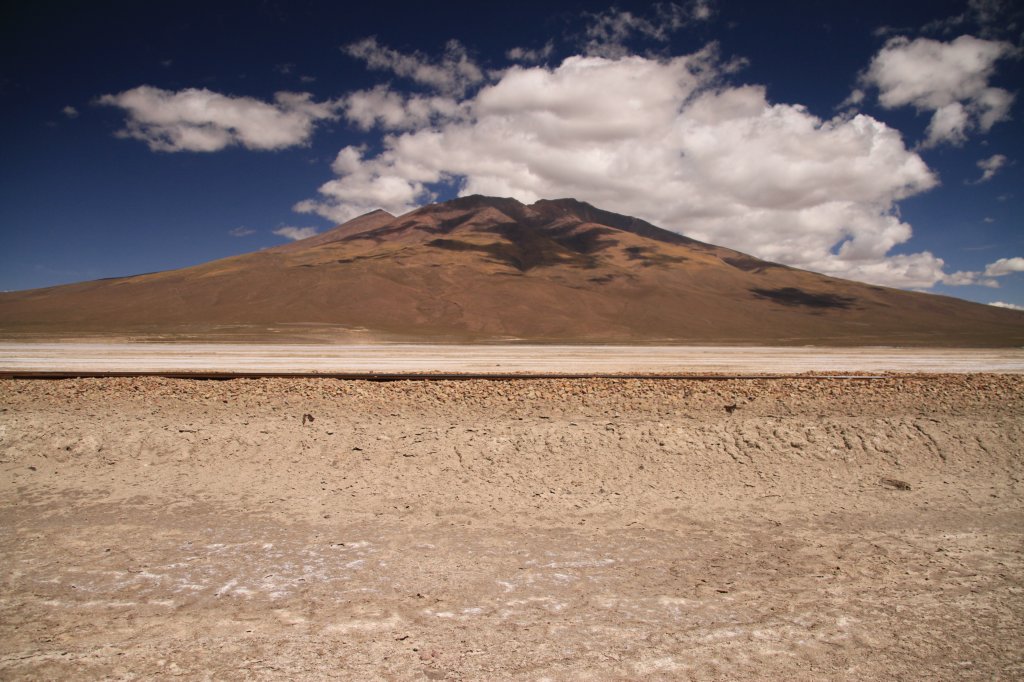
[0,375,1022,680]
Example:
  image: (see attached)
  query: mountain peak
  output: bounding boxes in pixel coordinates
[394,195,701,249]
[421,194,528,217]
[1,194,1021,345]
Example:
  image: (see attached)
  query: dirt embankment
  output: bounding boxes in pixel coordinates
[1,376,1022,680]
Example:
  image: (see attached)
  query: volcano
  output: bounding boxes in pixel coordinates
[2,195,1022,345]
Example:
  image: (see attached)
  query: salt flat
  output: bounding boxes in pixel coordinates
[1,342,1023,374]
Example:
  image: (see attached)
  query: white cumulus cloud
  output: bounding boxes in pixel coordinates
[859,35,1018,147]
[989,301,1024,311]
[98,86,340,152]
[273,226,319,241]
[296,49,959,289]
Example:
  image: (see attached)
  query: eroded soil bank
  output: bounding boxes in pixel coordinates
[1,375,1022,680]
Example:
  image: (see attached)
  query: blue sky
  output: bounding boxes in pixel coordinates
[2,0,1022,309]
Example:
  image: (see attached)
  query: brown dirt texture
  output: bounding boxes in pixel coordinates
[1,375,1022,680]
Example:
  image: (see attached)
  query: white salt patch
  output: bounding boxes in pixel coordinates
[699,628,745,642]
[541,558,614,569]
[323,614,401,632]
[635,657,683,674]
[505,596,563,608]
[215,579,238,596]
[176,584,204,592]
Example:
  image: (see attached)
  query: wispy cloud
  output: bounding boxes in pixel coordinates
[62,105,78,118]
[922,0,1024,39]
[272,226,318,241]
[228,226,255,237]
[942,255,1024,288]
[582,2,714,58]
[506,42,555,64]
[984,256,1024,277]
[971,153,1008,183]
[343,37,484,96]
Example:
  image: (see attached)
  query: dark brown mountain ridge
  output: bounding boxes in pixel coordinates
[2,195,1022,345]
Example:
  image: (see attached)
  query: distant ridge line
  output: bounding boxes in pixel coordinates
[4,193,1020,345]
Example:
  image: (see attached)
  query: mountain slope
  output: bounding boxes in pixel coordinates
[1,195,1022,345]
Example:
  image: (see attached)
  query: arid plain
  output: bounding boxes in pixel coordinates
[2,371,1022,680]
[2,197,1023,679]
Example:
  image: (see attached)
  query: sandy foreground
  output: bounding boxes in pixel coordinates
[1,375,1022,680]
